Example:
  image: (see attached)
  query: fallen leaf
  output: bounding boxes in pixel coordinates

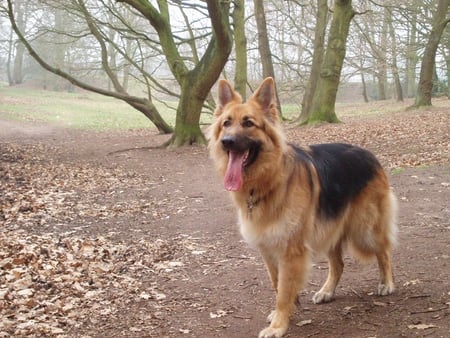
[210,310,228,318]
[139,292,151,300]
[296,319,312,327]
[408,324,438,330]
[373,301,387,307]
[403,279,420,287]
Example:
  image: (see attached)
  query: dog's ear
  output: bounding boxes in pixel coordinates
[251,77,278,122]
[215,79,242,116]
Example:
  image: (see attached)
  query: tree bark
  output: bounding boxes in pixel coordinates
[445,46,450,99]
[387,8,403,102]
[253,0,282,116]
[233,0,247,99]
[406,11,418,98]
[361,71,369,103]
[376,7,388,100]
[12,0,26,85]
[307,0,355,124]
[298,0,328,124]
[6,28,14,86]
[414,0,450,107]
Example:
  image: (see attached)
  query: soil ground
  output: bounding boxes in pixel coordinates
[1,106,449,338]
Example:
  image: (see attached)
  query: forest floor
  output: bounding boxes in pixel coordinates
[0,102,449,337]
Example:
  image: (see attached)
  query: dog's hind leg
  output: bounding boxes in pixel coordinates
[376,248,395,295]
[377,191,397,295]
[375,190,397,296]
[312,242,344,304]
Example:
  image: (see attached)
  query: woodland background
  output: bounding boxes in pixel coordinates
[1,0,449,145]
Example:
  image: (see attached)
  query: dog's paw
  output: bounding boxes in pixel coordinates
[258,326,287,338]
[312,290,334,304]
[377,282,394,296]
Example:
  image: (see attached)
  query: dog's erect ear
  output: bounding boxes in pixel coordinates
[251,77,278,122]
[216,79,242,116]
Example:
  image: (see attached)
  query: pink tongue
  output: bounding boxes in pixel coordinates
[224,151,246,191]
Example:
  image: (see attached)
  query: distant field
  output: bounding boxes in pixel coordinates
[0,86,448,131]
[0,87,178,131]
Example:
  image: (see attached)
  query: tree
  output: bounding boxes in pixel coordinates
[5,0,233,146]
[253,0,282,115]
[405,8,419,98]
[232,0,247,99]
[115,0,233,146]
[306,0,355,124]
[298,0,328,124]
[8,0,27,85]
[5,0,173,133]
[353,7,388,101]
[387,8,403,102]
[445,43,450,98]
[414,0,450,107]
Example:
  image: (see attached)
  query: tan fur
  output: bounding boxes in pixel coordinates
[208,78,397,338]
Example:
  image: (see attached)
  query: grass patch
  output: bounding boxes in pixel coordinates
[1,86,447,132]
[0,87,177,131]
[391,167,404,175]
[280,104,301,120]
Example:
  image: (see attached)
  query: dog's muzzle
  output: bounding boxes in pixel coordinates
[221,134,261,168]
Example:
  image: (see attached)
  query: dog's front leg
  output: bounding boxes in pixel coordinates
[260,248,279,292]
[259,250,309,338]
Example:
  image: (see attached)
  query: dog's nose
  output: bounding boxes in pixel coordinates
[221,135,236,149]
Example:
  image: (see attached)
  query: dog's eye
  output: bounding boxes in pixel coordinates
[242,119,255,128]
[223,119,232,127]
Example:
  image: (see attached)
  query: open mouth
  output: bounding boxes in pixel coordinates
[223,142,260,191]
[241,144,259,168]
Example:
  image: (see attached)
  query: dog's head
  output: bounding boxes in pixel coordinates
[208,77,286,192]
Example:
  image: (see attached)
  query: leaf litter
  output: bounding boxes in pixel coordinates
[1,107,449,337]
[0,230,208,336]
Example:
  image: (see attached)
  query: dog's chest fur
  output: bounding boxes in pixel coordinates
[238,211,296,249]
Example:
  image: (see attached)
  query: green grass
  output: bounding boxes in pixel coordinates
[0,86,178,131]
[2,85,447,132]
[391,167,404,175]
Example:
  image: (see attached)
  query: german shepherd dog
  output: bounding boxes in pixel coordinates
[208,78,397,338]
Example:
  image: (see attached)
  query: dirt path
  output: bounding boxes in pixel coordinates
[1,111,449,337]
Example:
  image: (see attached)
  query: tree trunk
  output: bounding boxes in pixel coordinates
[307,0,355,124]
[388,8,403,102]
[445,46,450,99]
[406,11,418,98]
[376,7,389,100]
[122,38,132,91]
[168,80,206,147]
[13,0,26,85]
[361,71,369,103]
[298,0,327,124]
[253,0,282,116]
[414,0,450,107]
[6,28,14,85]
[164,0,233,146]
[120,0,232,147]
[53,5,67,91]
[233,0,247,99]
